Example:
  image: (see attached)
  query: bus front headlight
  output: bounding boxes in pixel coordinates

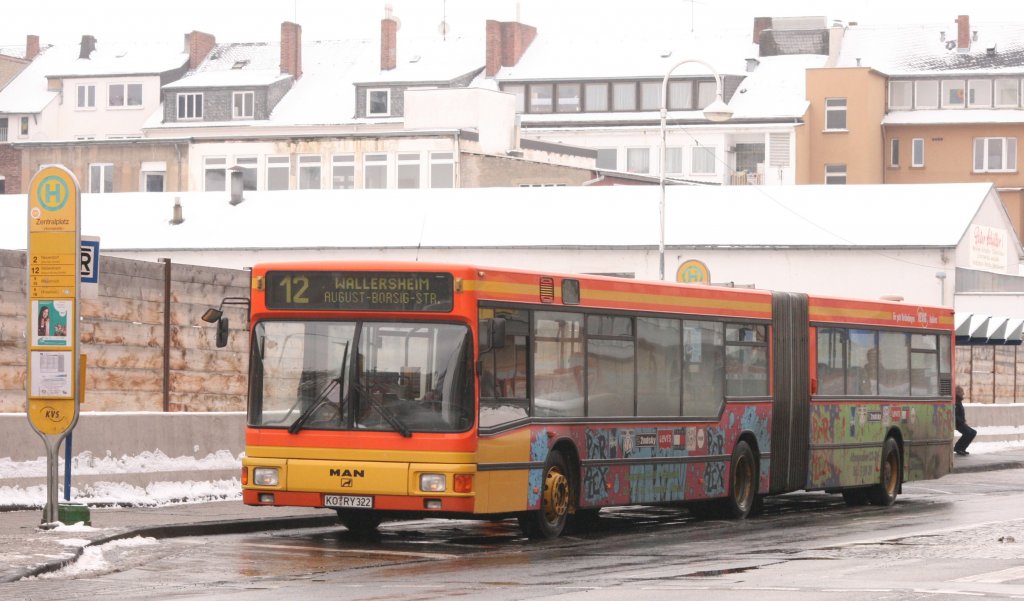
[419,473,446,492]
[253,467,280,486]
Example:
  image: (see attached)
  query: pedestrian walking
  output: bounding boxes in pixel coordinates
[954,385,976,456]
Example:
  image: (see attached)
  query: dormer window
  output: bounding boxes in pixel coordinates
[233,91,254,119]
[176,92,203,120]
[367,89,391,116]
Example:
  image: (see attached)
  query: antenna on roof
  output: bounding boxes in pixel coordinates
[439,0,449,40]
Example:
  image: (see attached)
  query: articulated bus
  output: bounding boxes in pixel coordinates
[216,261,955,538]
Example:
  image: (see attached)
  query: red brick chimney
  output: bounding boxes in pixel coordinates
[752,17,772,44]
[381,9,398,71]
[485,20,537,77]
[185,31,215,69]
[957,14,970,51]
[26,35,40,61]
[280,21,302,79]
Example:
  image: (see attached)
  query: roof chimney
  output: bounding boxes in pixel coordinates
[381,5,398,71]
[957,14,970,52]
[752,17,773,44]
[280,21,302,79]
[79,35,96,59]
[185,31,216,69]
[485,20,537,77]
[26,35,40,61]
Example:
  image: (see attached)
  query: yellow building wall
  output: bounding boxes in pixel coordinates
[802,67,888,184]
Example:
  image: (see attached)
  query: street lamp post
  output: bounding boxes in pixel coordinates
[659,59,733,280]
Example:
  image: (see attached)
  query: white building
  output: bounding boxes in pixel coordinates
[3,182,1022,313]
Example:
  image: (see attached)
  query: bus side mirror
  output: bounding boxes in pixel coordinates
[479,318,506,353]
[215,317,229,348]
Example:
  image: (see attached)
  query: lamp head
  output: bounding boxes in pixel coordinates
[702,97,733,122]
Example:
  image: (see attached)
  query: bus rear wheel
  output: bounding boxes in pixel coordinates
[867,437,901,507]
[722,440,758,519]
[519,450,571,539]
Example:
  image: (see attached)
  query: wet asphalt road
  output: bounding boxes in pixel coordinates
[7,468,1024,601]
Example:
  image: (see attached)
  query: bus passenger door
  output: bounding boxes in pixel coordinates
[769,292,810,494]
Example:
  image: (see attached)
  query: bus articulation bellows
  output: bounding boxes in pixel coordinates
[206,262,955,538]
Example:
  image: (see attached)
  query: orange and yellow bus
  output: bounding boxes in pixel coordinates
[214,261,954,538]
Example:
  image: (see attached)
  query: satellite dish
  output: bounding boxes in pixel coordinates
[394,17,401,31]
[438,21,450,35]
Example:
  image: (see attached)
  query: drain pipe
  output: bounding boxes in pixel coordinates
[161,258,172,412]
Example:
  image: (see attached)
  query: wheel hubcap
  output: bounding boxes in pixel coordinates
[542,467,570,524]
[883,452,898,495]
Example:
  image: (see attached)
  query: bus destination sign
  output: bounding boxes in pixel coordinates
[266,271,454,312]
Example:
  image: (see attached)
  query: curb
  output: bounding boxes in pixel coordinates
[6,513,338,583]
[951,459,1024,474]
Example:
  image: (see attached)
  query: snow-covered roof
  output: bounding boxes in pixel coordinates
[356,34,484,83]
[834,21,1024,75]
[0,46,27,60]
[0,40,187,114]
[493,29,757,80]
[43,40,187,77]
[0,45,61,112]
[0,183,1006,256]
[163,42,285,89]
[157,34,485,128]
[728,55,826,120]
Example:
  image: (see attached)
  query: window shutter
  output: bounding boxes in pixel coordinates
[769,133,790,168]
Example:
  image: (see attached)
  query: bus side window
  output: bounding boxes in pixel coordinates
[479,308,531,428]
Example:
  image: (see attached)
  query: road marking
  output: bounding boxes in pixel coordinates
[915,589,984,596]
[238,542,457,560]
[954,565,1024,584]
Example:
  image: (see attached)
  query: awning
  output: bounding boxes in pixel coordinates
[955,313,1024,345]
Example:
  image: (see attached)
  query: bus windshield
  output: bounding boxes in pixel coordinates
[250,320,474,434]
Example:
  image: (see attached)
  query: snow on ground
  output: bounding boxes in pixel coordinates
[0,449,241,479]
[37,536,159,579]
[0,449,242,508]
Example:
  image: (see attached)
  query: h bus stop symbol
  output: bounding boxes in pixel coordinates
[36,175,70,212]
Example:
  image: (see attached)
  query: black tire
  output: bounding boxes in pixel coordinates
[722,440,758,519]
[841,488,870,506]
[867,437,901,507]
[337,509,381,535]
[519,450,572,539]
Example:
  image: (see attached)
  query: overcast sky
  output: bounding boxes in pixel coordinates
[0,0,1013,47]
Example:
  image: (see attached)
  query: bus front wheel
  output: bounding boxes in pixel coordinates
[867,437,901,507]
[519,450,571,539]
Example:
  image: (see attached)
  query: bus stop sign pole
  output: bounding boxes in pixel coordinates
[25,165,82,527]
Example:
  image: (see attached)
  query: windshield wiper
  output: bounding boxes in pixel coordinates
[287,377,341,434]
[352,380,412,438]
[288,342,349,435]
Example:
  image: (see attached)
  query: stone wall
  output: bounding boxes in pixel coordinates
[955,345,1024,404]
[0,249,249,413]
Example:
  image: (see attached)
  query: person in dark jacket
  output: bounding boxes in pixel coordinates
[954,385,976,456]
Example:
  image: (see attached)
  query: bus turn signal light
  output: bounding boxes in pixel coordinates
[454,473,473,493]
[241,467,248,486]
